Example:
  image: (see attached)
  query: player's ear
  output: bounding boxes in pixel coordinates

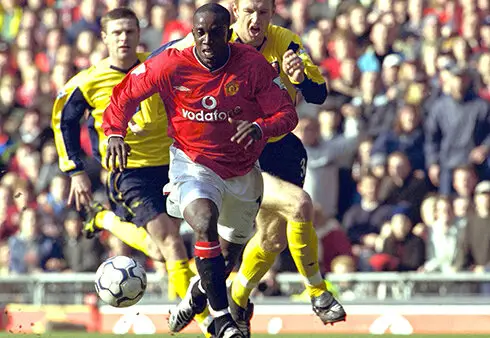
[232,1,239,19]
[101,31,107,44]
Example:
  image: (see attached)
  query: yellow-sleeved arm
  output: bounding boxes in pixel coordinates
[51,72,93,175]
[282,31,327,105]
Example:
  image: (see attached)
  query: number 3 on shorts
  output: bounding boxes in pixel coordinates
[300,157,306,179]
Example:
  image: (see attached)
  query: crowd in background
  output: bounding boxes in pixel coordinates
[0,0,489,297]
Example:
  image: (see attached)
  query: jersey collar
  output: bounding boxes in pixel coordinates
[109,58,141,74]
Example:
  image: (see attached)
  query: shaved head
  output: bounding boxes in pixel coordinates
[194,3,231,27]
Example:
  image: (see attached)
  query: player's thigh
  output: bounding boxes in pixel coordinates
[261,172,313,221]
[112,166,170,228]
[255,207,288,252]
[218,166,263,245]
[165,146,225,226]
[259,133,311,219]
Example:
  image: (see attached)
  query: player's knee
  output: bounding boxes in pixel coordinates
[145,238,165,262]
[289,190,313,222]
[183,201,219,241]
[260,231,287,253]
[147,214,180,241]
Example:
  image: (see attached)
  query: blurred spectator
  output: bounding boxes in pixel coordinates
[0,0,23,43]
[66,0,100,44]
[452,164,479,198]
[372,206,425,272]
[413,193,438,238]
[8,208,63,274]
[0,184,15,240]
[372,103,426,171]
[453,195,472,228]
[327,59,361,109]
[352,137,374,183]
[352,70,397,137]
[378,152,429,221]
[425,67,490,194]
[312,204,353,273]
[37,174,69,222]
[297,111,360,218]
[478,52,490,100]
[329,255,359,299]
[14,107,53,151]
[0,240,8,275]
[161,0,193,43]
[35,140,62,194]
[343,173,393,270]
[62,210,104,272]
[141,4,169,52]
[455,181,490,271]
[421,195,461,273]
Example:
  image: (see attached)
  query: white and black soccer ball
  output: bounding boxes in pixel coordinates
[94,255,147,308]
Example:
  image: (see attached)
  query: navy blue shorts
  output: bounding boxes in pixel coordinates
[106,165,169,227]
[259,133,307,188]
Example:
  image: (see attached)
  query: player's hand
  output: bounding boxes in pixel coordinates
[229,118,262,149]
[282,49,305,84]
[106,136,131,172]
[68,171,93,211]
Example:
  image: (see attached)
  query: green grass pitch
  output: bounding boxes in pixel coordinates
[0,334,487,338]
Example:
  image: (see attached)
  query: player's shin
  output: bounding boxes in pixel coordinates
[231,235,278,308]
[287,220,326,297]
[166,260,194,299]
[194,241,235,330]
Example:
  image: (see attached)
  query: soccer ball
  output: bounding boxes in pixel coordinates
[94,255,147,308]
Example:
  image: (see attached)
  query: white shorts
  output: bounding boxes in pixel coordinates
[164,145,263,244]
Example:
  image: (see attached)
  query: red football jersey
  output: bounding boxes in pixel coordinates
[103,44,298,179]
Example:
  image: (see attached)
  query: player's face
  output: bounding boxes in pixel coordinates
[233,0,273,47]
[102,18,140,63]
[192,12,231,69]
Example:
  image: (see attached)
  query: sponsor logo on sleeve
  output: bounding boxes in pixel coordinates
[131,63,146,75]
[273,76,286,90]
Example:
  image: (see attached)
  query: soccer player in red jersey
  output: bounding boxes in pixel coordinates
[102,4,297,337]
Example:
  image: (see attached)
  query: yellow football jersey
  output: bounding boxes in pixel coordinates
[52,53,171,174]
[231,24,325,103]
[231,25,327,142]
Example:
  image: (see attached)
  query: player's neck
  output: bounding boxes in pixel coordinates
[194,46,231,71]
[109,55,140,72]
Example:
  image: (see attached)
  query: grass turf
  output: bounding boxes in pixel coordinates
[0,334,487,338]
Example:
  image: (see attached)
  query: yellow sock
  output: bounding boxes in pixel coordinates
[166,260,211,333]
[287,220,326,298]
[96,210,152,257]
[166,260,194,299]
[231,236,278,308]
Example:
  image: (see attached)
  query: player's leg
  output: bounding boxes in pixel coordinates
[232,134,346,325]
[231,208,285,308]
[166,149,242,337]
[215,166,263,337]
[262,173,326,296]
[81,171,164,262]
[169,163,262,338]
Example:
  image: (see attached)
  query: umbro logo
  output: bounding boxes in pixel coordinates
[173,85,191,92]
